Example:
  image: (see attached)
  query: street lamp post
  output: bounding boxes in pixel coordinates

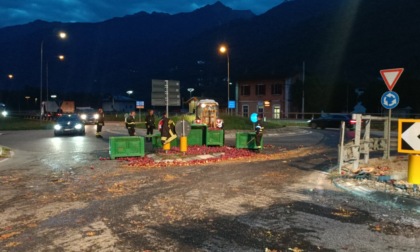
[187,88,194,98]
[219,45,230,113]
[40,32,67,122]
[46,54,65,102]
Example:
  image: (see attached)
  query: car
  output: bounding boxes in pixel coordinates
[308,114,356,129]
[76,107,99,124]
[53,114,85,136]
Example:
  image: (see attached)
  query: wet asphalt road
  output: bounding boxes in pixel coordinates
[0,125,419,251]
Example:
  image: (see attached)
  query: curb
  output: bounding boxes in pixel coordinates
[105,127,311,138]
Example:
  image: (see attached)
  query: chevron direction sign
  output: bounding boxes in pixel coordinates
[398,119,420,154]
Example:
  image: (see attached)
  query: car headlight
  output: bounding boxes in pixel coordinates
[75,123,83,130]
[80,114,87,120]
[94,113,99,119]
[1,111,7,117]
[54,124,62,130]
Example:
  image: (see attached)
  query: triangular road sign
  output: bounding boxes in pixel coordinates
[380,68,404,91]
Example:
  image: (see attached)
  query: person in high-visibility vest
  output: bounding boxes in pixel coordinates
[160,112,177,145]
[126,111,136,136]
[95,108,105,138]
[145,109,155,142]
[255,114,264,150]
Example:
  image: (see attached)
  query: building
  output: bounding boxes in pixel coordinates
[236,77,296,119]
[102,95,136,113]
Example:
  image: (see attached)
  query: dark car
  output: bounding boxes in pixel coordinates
[53,114,85,136]
[76,107,99,125]
[308,114,356,129]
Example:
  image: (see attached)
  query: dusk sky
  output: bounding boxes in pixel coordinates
[0,0,283,28]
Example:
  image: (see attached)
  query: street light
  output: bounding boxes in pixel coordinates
[126,90,133,96]
[187,88,194,98]
[219,45,230,111]
[40,31,67,122]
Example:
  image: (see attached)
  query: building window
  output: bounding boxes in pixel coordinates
[273,105,280,119]
[241,85,250,96]
[271,83,282,95]
[242,105,249,118]
[256,84,265,96]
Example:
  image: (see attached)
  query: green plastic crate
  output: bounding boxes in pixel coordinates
[109,136,145,159]
[188,124,206,146]
[206,129,224,146]
[152,133,163,148]
[235,132,263,149]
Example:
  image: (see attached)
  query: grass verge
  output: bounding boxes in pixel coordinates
[0,117,53,130]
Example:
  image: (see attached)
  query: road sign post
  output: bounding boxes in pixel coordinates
[381,91,399,159]
[176,120,191,153]
[380,68,403,159]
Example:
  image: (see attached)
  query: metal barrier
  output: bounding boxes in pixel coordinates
[338,114,398,172]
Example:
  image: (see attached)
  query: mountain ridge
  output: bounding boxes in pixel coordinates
[1,0,420,113]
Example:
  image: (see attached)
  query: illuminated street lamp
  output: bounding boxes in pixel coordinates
[187,88,194,97]
[8,74,14,79]
[40,31,67,122]
[126,90,133,96]
[219,44,230,110]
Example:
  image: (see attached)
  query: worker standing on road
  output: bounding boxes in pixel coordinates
[255,114,264,151]
[126,111,136,136]
[96,108,105,138]
[145,109,155,142]
[160,112,177,145]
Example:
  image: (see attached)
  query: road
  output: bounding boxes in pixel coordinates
[0,124,419,251]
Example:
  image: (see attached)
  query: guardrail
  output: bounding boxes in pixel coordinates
[338,114,399,172]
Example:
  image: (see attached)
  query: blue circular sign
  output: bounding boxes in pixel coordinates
[381,91,399,109]
[250,113,258,123]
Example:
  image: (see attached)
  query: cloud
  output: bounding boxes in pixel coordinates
[0,0,283,28]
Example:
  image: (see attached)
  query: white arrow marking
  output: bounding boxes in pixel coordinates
[383,96,389,106]
[383,93,397,107]
[402,122,420,150]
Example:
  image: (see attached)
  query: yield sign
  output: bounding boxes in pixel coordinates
[380,68,404,91]
[398,119,420,154]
